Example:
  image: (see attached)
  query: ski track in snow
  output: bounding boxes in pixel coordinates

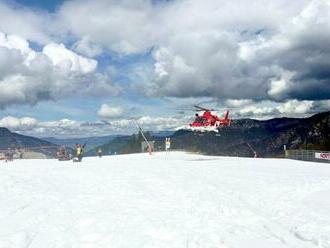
[0,152,330,248]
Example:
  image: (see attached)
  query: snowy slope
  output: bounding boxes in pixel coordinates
[0,152,330,248]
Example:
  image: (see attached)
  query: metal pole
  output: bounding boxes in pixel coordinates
[133,119,152,154]
[246,142,257,157]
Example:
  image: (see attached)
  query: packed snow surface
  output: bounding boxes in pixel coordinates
[1,152,330,248]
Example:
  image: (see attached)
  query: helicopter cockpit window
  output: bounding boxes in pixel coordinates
[195,114,204,123]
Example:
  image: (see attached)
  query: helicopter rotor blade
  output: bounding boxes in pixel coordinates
[193,105,216,112]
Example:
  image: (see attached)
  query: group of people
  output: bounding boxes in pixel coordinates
[2,148,23,162]
[73,144,103,161]
[3,144,103,163]
[56,144,105,162]
[56,143,86,162]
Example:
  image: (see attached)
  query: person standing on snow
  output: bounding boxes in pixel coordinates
[97,148,102,158]
[57,145,67,160]
[5,148,13,162]
[7,148,15,162]
[73,143,85,162]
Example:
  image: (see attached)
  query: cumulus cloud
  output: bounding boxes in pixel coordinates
[43,43,97,74]
[0,31,119,108]
[0,115,189,138]
[224,99,254,108]
[73,37,103,58]
[232,99,330,119]
[55,0,330,103]
[0,1,52,44]
[149,0,330,101]
[277,100,314,115]
[58,0,157,55]
[97,104,124,118]
[0,0,329,121]
[0,116,37,130]
[237,106,278,119]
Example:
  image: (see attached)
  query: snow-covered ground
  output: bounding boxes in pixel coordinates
[1,152,330,248]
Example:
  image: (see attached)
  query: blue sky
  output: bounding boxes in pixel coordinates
[0,0,329,137]
[13,0,65,12]
[1,0,170,122]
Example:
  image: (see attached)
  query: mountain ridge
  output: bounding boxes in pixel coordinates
[92,111,330,157]
[1,111,329,158]
[0,127,59,157]
[170,111,330,157]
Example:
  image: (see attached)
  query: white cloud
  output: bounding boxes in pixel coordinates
[73,37,103,58]
[58,0,156,55]
[0,1,52,44]
[41,119,79,128]
[232,99,329,119]
[0,32,31,54]
[98,104,124,118]
[237,105,277,119]
[0,116,21,128]
[133,116,189,131]
[0,31,118,108]
[55,0,330,102]
[20,117,38,126]
[0,116,37,129]
[43,43,97,74]
[277,100,314,115]
[225,99,254,108]
[0,0,329,121]
[0,115,189,138]
[268,78,289,99]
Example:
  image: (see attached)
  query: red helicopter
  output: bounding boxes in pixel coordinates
[180,105,231,133]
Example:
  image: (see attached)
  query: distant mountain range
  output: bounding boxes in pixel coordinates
[0,128,174,158]
[43,131,174,151]
[85,135,132,156]
[92,111,330,157]
[170,111,330,157]
[0,127,58,157]
[43,135,119,150]
[149,131,175,137]
[46,131,175,156]
[1,112,329,158]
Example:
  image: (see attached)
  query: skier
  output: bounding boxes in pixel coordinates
[254,151,258,158]
[57,146,66,161]
[5,148,14,162]
[97,148,102,158]
[17,149,23,159]
[73,143,86,162]
[75,144,82,162]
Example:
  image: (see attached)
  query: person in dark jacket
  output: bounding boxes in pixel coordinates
[5,148,14,162]
[97,148,103,158]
